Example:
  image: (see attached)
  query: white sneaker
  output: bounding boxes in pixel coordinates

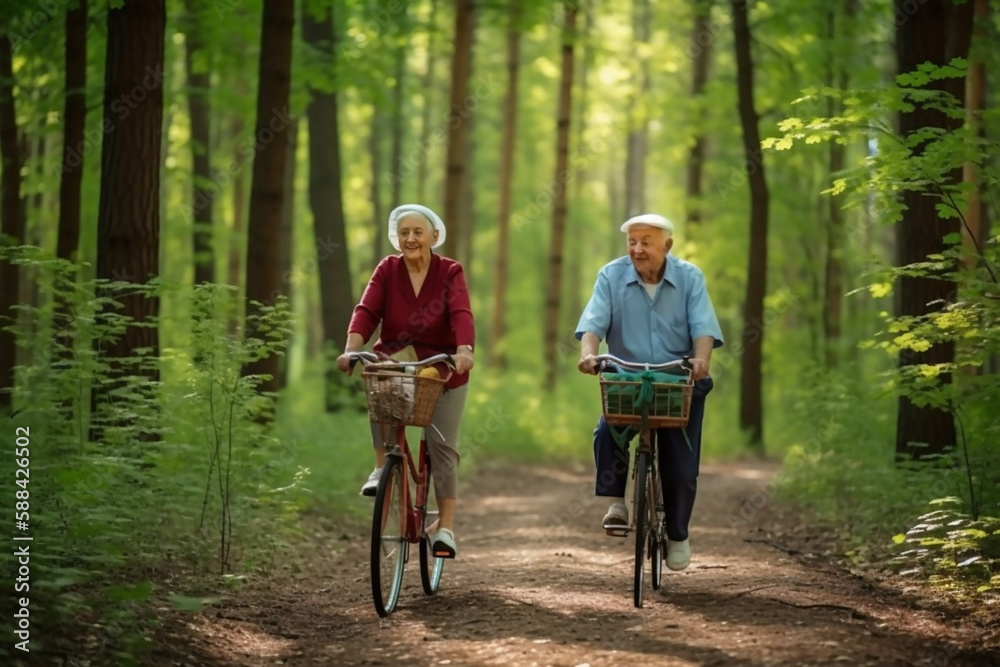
[430,527,457,558]
[360,468,381,497]
[666,539,691,571]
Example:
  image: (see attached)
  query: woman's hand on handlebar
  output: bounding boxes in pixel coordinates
[452,348,474,374]
[335,350,379,375]
[335,352,354,375]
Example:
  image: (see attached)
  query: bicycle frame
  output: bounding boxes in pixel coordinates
[383,426,430,544]
[378,424,433,546]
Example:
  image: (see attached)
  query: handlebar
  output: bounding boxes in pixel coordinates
[345,351,456,372]
[594,354,692,374]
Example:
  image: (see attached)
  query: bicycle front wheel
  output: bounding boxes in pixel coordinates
[650,451,663,591]
[419,460,445,594]
[371,455,406,617]
[633,449,650,608]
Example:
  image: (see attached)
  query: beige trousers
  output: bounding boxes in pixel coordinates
[370,384,468,499]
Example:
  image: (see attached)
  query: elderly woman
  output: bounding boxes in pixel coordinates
[335,204,475,558]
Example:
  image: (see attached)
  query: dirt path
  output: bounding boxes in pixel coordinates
[149,461,999,667]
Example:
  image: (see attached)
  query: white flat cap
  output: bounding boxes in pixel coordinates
[388,204,447,251]
[620,213,675,233]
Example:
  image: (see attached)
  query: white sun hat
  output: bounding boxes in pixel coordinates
[388,204,447,251]
[619,213,675,234]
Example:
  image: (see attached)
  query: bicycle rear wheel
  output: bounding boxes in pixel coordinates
[371,455,406,617]
[633,449,649,608]
[419,459,445,594]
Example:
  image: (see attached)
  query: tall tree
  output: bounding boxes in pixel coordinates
[566,0,593,337]
[961,0,989,269]
[389,5,408,209]
[184,0,215,285]
[276,118,297,390]
[90,0,166,432]
[227,110,246,336]
[543,1,577,392]
[458,11,478,273]
[489,0,521,369]
[417,0,439,204]
[0,34,22,412]
[894,0,974,459]
[441,0,475,259]
[369,107,386,267]
[624,0,651,217]
[685,0,713,228]
[242,0,295,397]
[303,3,353,411]
[822,0,856,369]
[57,0,87,264]
[733,0,769,451]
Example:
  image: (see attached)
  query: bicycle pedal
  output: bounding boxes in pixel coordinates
[604,525,629,538]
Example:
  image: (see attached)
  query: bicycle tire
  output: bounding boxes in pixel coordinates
[419,459,445,595]
[633,449,649,608]
[650,449,663,590]
[647,474,664,591]
[371,456,406,617]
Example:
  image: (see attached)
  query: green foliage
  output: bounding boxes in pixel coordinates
[889,499,1000,593]
[0,247,301,662]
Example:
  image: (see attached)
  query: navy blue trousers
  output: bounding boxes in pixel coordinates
[593,377,713,542]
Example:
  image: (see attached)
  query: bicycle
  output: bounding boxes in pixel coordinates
[594,353,693,608]
[347,351,457,618]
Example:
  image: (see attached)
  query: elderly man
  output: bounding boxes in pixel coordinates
[576,213,723,571]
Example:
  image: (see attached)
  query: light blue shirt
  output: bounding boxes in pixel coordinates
[575,255,724,363]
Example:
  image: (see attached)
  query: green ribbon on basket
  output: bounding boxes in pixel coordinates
[608,370,692,452]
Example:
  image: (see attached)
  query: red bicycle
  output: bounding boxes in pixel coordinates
[347,351,455,617]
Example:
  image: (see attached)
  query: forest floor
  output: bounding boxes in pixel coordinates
[141,460,1000,667]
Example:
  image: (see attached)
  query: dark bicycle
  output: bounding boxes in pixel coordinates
[594,353,694,608]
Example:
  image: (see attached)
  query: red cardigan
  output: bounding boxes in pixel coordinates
[348,253,475,389]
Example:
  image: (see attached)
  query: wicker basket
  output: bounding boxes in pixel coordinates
[361,369,448,427]
[599,374,693,429]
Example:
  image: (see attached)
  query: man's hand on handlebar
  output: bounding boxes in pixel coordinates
[578,354,600,375]
[689,358,709,381]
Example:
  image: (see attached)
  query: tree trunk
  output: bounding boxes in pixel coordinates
[370,106,385,267]
[228,111,246,336]
[490,0,521,369]
[276,117,297,390]
[961,0,988,268]
[303,5,354,411]
[543,2,577,393]
[184,0,215,285]
[894,0,973,460]
[417,0,438,204]
[822,0,855,369]
[441,0,475,260]
[242,0,295,398]
[685,0,713,228]
[624,0,651,218]
[732,0,769,452]
[57,0,87,264]
[607,161,621,259]
[91,0,166,434]
[0,35,21,412]
[390,21,407,209]
[459,11,478,273]
[567,0,593,339]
